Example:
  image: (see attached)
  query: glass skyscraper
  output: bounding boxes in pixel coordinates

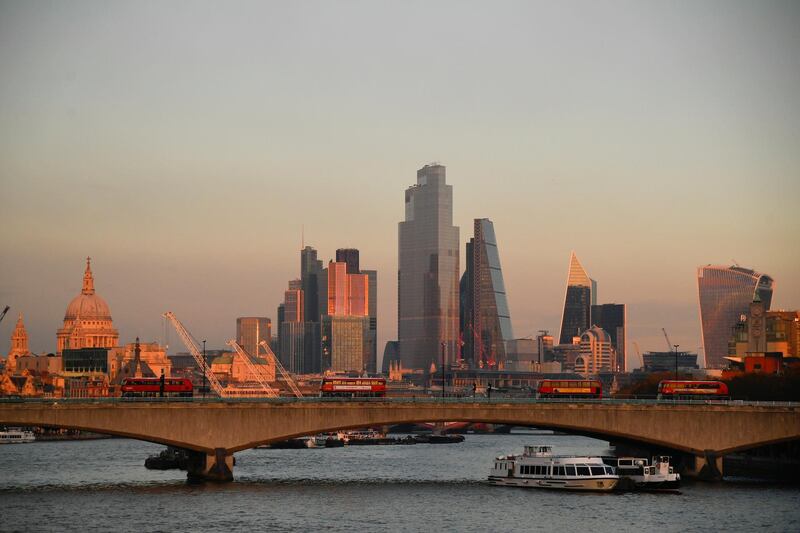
[558,252,596,345]
[398,164,460,370]
[591,303,626,372]
[461,218,513,367]
[697,265,774,368]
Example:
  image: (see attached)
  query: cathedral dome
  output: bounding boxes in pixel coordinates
[63,258,113,320]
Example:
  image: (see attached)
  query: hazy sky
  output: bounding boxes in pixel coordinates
[1,0,798,369]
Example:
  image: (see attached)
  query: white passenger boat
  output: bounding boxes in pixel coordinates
[488,445,618,491]
[603,456,681,491]
[0,428,35,444]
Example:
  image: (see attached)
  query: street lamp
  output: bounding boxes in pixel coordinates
[202,339,207,399]
[673,344,679,381]
[441,341,446,399]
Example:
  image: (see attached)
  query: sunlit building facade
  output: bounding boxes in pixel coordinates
[460,218,513,367]
[321,315,369,373]
[575,326,614,375]
[236,317,271,358]
[398,164,460,370]
[558,252,596,345]
[56,258,119,355]
[697,265,773,368]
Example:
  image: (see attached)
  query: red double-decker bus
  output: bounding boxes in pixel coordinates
[121,377,194,398]
[535,379,602,399]
[320,377,387,398]
[657,380,728,400]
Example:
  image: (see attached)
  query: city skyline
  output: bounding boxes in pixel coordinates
[1,1,798,370]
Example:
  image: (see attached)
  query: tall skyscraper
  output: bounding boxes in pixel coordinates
[398,164,460,370]
[697,265,774,368]
[236,317,271,358]
[336,248,360,274]
[363,269,378,373]
[591,303,626,372]
[460,218,514,367]
[301,246,324,323]
[558,252,596,345]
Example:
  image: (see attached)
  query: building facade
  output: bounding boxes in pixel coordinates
[558,252,595,345]
[56,258,119,355]
[697,265,774,368]
[6,314,31,372]
[335,248,360,274]
[398,164,460,370]
[321,315,369,373]
[236,317,271,358]
[575,326,614,375]
[591,303,626,372]
[460,218,514,367]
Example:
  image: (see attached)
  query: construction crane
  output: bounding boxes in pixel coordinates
[163,311,227,398]
[226,340,277,397]
[259,340,303,398]
[633,341,644,369]
[0,306,9,324]
[662,328,673,352]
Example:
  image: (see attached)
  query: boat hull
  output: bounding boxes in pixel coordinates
[488,476,618,492]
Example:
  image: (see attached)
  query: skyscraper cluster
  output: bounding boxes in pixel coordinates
[276,246,377,374]
[556,252,626,374]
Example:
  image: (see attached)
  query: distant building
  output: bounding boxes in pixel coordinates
[728,297,800,364]
[575,326,614,375]
[236,317,271,358]
[558,252,596,345]
[109,339,172,382]
[363,270,378,374]
[398,163,460,370]
[591,303,626,372]
[5,314,32,372]
[537,331,555,363]
[642,351,699,373]
[335,248,360,274]
[505,338,537,371]
[460,218,514,368]
[382,340,400,374]
[62,347,109,374]
[280,279,307,373]
[56,258,119,355]
[301,246,325,373]
[321,315,369,373]
[698,264,773,368]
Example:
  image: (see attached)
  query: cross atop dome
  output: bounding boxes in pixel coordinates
[82,256,95,295]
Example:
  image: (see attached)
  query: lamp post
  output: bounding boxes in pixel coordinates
[673,344,679,381]
[441,341,446,399]
[202,339,207,399]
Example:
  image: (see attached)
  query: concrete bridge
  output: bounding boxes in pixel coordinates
[2,399,798,482]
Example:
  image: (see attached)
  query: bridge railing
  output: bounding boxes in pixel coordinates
[1,396,798,407]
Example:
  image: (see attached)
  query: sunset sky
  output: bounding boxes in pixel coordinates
[1,1,798,369]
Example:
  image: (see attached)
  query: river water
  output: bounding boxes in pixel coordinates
[0,432,798,532]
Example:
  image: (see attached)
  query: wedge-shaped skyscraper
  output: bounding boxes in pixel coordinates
[461,218,514,367]
[558,252,596,345]
[697,265,773,368]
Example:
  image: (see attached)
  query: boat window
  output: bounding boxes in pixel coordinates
[556,466,566,476]
[605,467,614,475]
[566,466,576,476]
[590,467,605,476]
[576,466,590,476]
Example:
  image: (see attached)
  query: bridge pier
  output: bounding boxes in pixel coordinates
[186,448,234,482]
[685,451,724,481]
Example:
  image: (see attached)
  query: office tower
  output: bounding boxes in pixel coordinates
[591,303,626,372]
[236,317,271,358]
[363,270,378,373]
[336,248,360,274]
[321,315,369,373]
[575,326,614,375]
[537,331,555,363]
[301,246,324,322]
[327,261,350,316]
[698,265,774,368]
[460,218,514,367]
[558,252,596,345]
[398,163,460,370]
[300,246,325,373]
[279,279,306,373]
